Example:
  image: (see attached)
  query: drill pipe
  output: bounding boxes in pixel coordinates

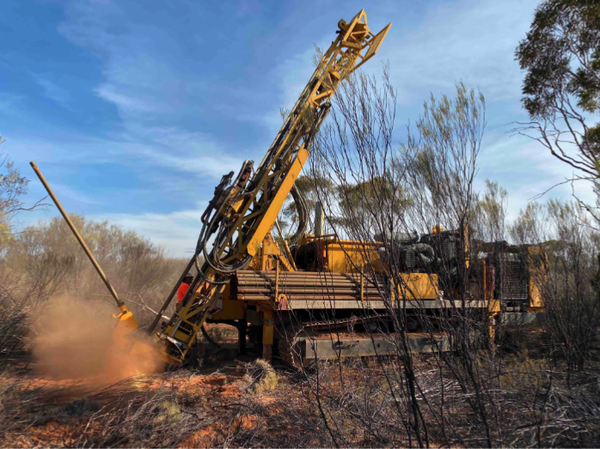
[30,161,124,309]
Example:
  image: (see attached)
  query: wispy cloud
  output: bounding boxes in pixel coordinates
[32,74,72,108]
[58,2,205,126]
[478,131,595,221]
[4,0,588,257]
[0,92,26,119]
[376,0,539,105]
[56,0,247,182]
[90,207,206,256]
[44,181,102,206]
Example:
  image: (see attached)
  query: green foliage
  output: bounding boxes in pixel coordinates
[0,151,30,245]
[471,180,508,242]
[516,0,600,118]
[0,159,28,217]
[280,173,333,232]
[335,176,410,228]
[516,0,600,181]
[509,202,546,244]
[8,215,172,297]
[403,82,485,229]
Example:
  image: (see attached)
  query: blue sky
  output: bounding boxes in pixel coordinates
[1,0,591,256]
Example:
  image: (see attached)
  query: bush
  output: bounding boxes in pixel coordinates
[241,359,278,395]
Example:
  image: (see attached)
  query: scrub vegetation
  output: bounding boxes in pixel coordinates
[0,0,599,447]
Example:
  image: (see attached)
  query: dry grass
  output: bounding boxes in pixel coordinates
[240,359,278,395]
[1,326,599,447]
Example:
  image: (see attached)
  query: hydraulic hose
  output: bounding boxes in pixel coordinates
[201,324,221,348]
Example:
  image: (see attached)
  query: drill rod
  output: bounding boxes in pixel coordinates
[30,161,124,308]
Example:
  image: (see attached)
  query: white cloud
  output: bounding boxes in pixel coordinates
[32,75,72,108]
[0,92,26,120]
[375,0,539,105]
[113,126,243,178]
[59,2,194,123]
[28,0,590,255]
[94,86,159,113]
[133,146,242,178]
[55,0,248,183]
[478,131,597,222]
[44,181,102,206]
[7,131,240,183]
[89,207,205,256]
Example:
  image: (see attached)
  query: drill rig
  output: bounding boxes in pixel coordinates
[28,11,545,369]
[130,10,544,366]
[144,10,393,365]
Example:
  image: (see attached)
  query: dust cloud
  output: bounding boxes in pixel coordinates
[30,296,164,382]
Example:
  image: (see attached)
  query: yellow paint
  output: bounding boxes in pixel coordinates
[527,246,546,309]
[262,233,281,256]
[326,241,381,273]
[212,297,245,320]
[488,299,501,313]
[247,148,309,255]
[397,273,439,300]
[262,309,274,345]
[323,240,439,300]
[112,304,140,348]
[149,11,391,364]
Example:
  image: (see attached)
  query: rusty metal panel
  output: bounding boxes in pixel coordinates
[300,333,450,361]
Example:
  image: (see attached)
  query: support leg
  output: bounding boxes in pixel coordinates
[262,310,274,361]
[238,320,247,355]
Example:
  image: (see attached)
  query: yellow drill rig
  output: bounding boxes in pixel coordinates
[34,10,545,368]
[141,10,544,366]
[146,10,393,365]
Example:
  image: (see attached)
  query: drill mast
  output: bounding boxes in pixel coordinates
[154,10,391,364]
